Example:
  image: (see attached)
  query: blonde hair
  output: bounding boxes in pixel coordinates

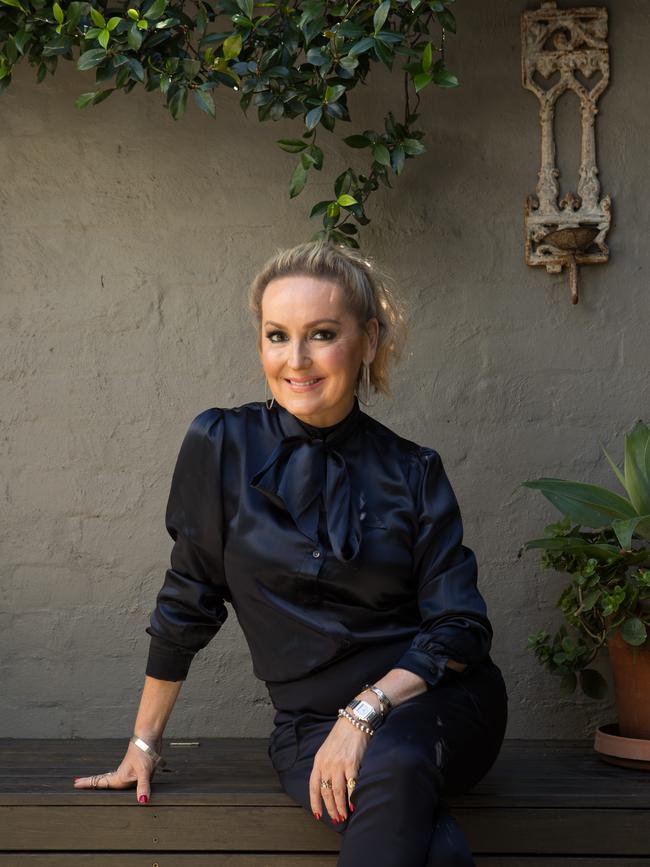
[247,240,408,398]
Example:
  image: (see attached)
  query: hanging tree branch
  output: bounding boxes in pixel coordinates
[0,0,459,247]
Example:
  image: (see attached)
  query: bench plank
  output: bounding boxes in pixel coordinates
[0,738,648,861]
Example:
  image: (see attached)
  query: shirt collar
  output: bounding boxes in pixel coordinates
[274,395,366,448]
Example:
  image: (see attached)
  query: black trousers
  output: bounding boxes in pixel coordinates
[267,657,508,867]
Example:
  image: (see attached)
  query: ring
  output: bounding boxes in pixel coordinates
[320,778,333,789]
[346,778,357,791]
[90,770,116,789]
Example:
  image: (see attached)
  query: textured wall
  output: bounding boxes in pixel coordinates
[2,0,648,740]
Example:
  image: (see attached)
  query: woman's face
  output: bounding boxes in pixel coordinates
[259,274,379,427]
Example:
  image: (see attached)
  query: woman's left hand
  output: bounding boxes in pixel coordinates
[309,717,370,823]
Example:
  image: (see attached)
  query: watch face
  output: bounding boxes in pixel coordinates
[353,700,375,721]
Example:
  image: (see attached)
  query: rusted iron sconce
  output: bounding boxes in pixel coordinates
[522,1,612,304]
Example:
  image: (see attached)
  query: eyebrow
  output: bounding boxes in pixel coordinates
[263,319,342,328]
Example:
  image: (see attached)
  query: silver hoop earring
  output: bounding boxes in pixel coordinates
[264,379,275,410]
[356,361,375,407]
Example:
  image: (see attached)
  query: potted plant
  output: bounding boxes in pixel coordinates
[519,420,650,761]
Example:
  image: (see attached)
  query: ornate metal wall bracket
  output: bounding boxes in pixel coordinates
[522,1,612,304]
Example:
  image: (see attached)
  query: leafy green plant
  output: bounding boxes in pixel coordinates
[0,0,460,247]
[519,420,650,700]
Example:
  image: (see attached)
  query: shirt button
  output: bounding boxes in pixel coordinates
[312,549,321,559]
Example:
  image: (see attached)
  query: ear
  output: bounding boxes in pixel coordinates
[364,317,380,363]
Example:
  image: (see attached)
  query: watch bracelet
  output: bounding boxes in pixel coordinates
[362,683,393,718]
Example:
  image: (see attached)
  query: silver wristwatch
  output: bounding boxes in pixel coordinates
[363,683,393,718]
[346,698,383,730]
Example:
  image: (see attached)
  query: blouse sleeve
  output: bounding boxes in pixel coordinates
[145,408,230,681]
[393,447,493,688]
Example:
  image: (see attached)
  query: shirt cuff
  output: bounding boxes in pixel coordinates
[145,635,195,681]
[392,646,457,690]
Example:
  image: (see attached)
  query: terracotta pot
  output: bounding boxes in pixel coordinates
[606,627,650,739]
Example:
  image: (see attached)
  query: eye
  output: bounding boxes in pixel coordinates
[264,329,336,343]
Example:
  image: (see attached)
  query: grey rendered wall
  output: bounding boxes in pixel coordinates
[1,0,648,738]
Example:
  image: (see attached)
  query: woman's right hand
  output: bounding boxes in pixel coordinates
[72,734,162,804]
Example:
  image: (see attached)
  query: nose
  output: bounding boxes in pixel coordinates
[288,337,311,370]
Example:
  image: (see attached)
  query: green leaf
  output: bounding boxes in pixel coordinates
[183,59,201,79]
[309,144,323,170]
[413,72,432,92]
[373,0,390,34]
[521,536,621,560]
[600,441,627,493]
[277,139,308,153]
[289,161,308,198]
[90,7,105,27]
[127,22,143,49]
[127,57,145,81]
[422,41,432,73]
[621,617,648,647]
[223,33,242,59]
[521,478,637,527]
[107,17,121,30]
[579,668,608,700]
[343,134,371,148]
[168,85,188,119]
[144,0,166,21]
[77,48,107,70]
[402,137,426,155]
[305,106,322,131]
[236,0,253,19]
[372,142,390,166]
[391,143,405,174]
[327,201,340,218]
[337,194,358,207]
[0,0,29,12]
[348,36,375,56]
[15,28,32,53]
[193,88,216,118]
[612,515,650,549]
[98,28,110,49]
[309,200,332,218]
[53,2,64,24]
[433,67,459,87]
[127,8,140,20]
[324,84,345,103]
[624,421,650,515]
[435,8,456,32]
[74,91,97,108]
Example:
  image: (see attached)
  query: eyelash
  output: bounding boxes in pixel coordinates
[265,329,336,344]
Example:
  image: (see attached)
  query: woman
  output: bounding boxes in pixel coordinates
[73,241,508,866]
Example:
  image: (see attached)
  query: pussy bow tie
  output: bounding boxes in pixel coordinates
[249,404,365,563]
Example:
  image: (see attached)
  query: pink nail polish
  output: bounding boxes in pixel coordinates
[313,811,321,820]
[138,794,148,804]
[350,803,355,812]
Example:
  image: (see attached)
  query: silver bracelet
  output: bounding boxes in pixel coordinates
[130,735,167,768]
[363,683,393,718]
[338,707,375,736]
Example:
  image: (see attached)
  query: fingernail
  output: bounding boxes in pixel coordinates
[73,777,81,781]
[350,803,355,812]
[332,817,339,824]
[138,795,148,804]
[339,813,346,821]
[313,811,321,820]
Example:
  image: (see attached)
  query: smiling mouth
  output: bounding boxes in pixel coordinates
[285,377,324,386]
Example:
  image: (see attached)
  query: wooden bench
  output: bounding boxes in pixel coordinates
[0,738,648,866]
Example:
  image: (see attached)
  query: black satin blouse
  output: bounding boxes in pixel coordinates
[145,395,494,713]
